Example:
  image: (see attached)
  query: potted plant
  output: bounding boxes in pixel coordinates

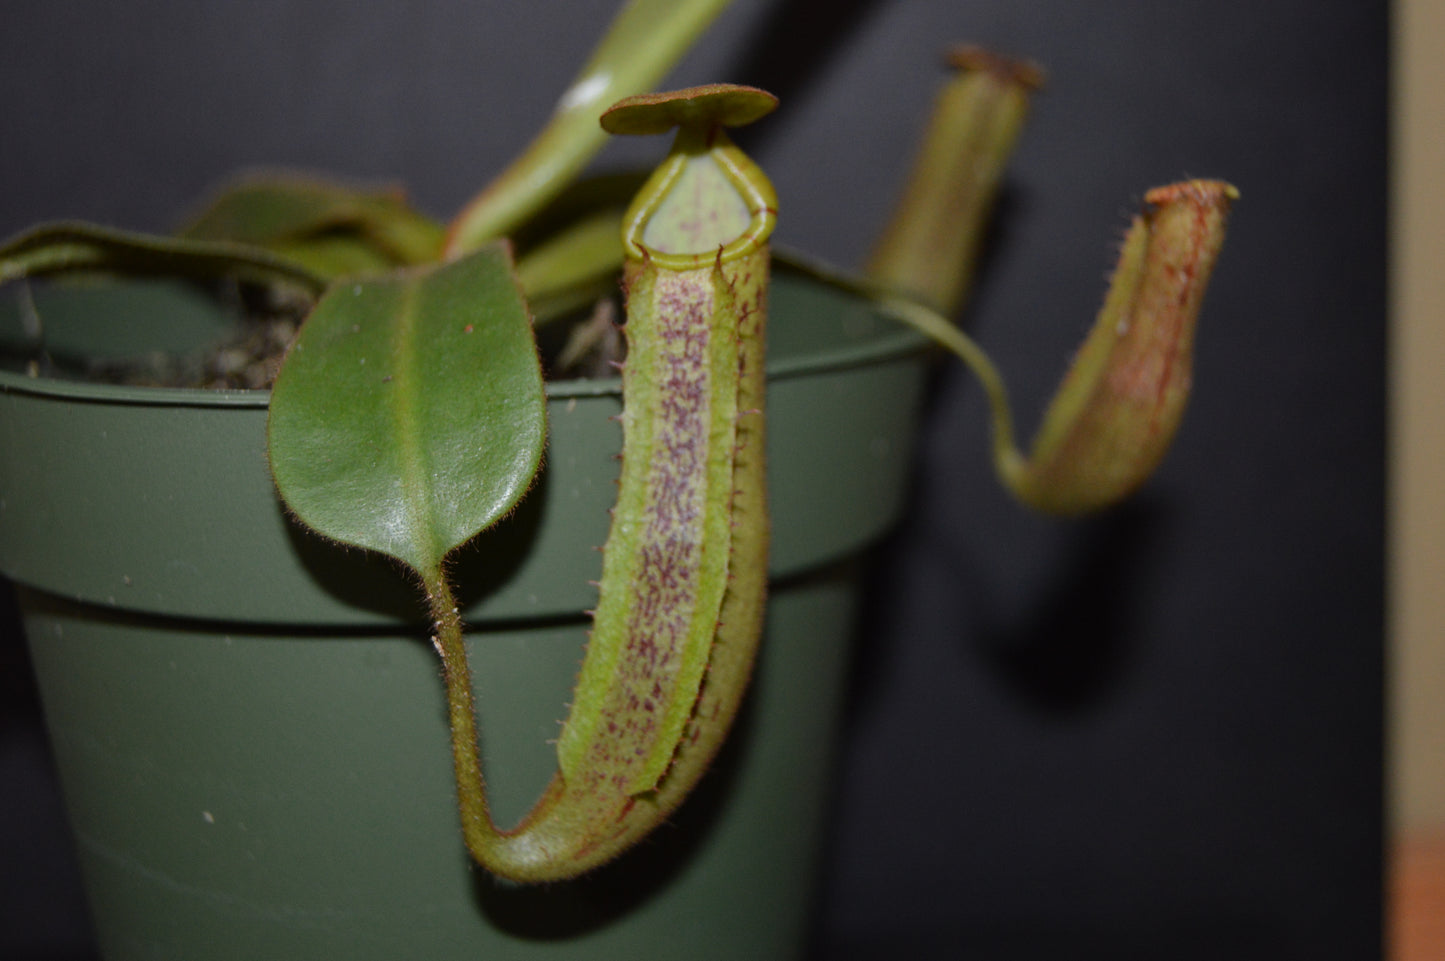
[0,1,1233,957]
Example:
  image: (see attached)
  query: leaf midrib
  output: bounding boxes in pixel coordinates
[389,275,443,576]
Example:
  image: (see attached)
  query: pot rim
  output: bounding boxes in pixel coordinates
[0,254,928,408]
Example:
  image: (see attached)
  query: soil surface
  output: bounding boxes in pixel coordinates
[72,291,626,390]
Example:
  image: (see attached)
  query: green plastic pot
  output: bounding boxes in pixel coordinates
[0,264,927,961]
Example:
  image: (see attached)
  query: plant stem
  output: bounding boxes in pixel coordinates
[872,289,1028,490]
[444,0,736,256]
[425,571,496,857]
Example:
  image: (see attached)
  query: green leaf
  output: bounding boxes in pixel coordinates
[509,172,643,324]
[267,234,400,280]
[0,221,327,296]
[514,207,624,323]
[267,242,545,577]
[179,174,446,278]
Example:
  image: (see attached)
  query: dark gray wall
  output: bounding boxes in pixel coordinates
[1,1,1385,958]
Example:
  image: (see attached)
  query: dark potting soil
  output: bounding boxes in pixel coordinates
[13,283,627,391]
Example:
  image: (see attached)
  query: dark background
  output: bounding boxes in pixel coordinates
[0,1,1386,959]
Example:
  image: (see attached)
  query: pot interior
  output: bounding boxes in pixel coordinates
[0,255,924,403]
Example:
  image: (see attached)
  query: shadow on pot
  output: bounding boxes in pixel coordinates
[279,464,554,622]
